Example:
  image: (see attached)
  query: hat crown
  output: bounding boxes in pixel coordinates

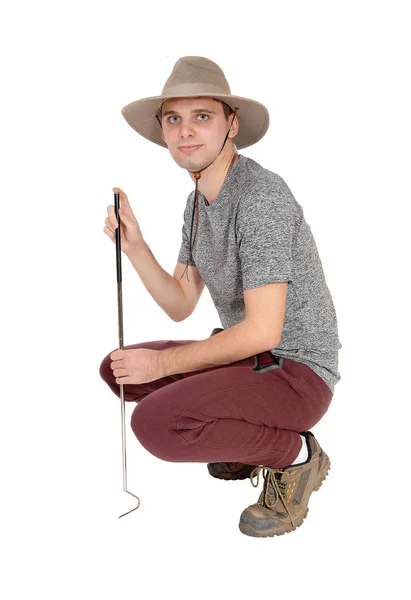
[161,56,231,98]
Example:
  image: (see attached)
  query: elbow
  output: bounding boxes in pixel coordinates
[266,331,282,350]
[244,320,280,353]
[260,330,281,352]
[171,311,190,323]
[262,338,280,352]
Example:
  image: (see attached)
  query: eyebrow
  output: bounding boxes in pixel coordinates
[162,108,218,118]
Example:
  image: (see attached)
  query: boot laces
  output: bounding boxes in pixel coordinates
[249,466,296,528]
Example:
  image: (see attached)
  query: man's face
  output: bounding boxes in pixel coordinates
[159,97,236,172]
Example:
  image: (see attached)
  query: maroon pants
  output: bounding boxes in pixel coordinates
[99,328,333,468]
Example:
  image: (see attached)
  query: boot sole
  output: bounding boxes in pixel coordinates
[207,465,255,480]
[239,508,309,538]
[313,453,331,491]
[208,471,252,481]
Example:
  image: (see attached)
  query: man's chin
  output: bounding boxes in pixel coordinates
[171,150,216,173]
[172,154,205,172]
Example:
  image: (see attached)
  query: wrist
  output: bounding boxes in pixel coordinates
[157,345,181,378]
[127,241,148,259]
[156,347,169,378]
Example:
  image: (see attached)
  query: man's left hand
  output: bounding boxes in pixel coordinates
[110,348,164,385]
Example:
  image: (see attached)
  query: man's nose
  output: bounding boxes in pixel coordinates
[178,120,196,138]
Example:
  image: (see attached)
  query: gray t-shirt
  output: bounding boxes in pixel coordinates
[177,154,342,393]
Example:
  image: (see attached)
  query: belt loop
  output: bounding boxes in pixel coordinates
[267,350,279,365]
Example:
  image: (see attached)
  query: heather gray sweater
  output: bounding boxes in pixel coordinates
[177,155,342,393]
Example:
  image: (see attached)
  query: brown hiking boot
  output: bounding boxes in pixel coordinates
[207,462,257,480]
[238,431,330,537]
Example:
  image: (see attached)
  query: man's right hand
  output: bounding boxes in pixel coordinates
[104,187,147,256]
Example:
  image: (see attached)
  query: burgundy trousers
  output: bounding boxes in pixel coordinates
[99,328,333,468]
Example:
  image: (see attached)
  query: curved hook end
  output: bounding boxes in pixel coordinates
[118,491,141,519]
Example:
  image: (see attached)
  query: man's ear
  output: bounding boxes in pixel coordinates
[228,114,239,139]
[156,115,166,143]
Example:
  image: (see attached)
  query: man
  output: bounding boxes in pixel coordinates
[100,56,342,537]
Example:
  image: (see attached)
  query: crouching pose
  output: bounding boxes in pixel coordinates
[100,56,342,537]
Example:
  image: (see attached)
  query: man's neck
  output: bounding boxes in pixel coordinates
[189,149,239,206]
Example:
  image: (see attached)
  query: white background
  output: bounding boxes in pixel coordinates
[1,0,409,598]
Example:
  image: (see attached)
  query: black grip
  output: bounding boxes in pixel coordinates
[114,192,122,283]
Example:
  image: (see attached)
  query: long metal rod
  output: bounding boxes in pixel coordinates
[114,191,140,518]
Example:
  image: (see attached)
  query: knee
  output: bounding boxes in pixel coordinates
[99,350,116,384]
[130,401,173,461]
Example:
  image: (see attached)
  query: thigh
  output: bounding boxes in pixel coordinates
[131,351,328,436]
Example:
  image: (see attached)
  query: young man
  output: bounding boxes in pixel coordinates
[100,56,342,537]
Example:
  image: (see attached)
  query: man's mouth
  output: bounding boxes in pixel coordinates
[178,145,202,153]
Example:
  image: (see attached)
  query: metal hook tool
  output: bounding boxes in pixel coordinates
[114,191,141,518]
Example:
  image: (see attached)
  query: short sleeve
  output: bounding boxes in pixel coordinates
[237,180,294,290]
[177,195,196,267]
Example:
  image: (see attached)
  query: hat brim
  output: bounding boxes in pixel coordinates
[121,93,269,150]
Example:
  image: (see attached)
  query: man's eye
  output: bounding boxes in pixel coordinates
[197,114,209,121]
[168,116,180,123]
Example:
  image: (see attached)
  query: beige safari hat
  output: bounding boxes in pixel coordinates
[121,56,269,150]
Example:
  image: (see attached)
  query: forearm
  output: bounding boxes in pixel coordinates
[158,320,276,376]
[127,244,186,321]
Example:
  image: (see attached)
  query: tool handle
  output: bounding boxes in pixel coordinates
[114,192,122,284]
[114,192,124,350]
